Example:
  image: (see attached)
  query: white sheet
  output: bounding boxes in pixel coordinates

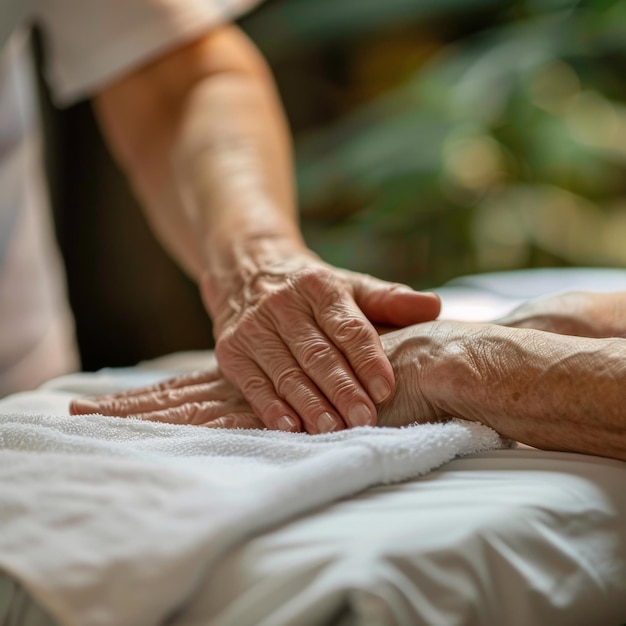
[184,449,626,626]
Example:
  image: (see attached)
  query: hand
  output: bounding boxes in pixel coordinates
[202,251,441,434]
[494,291,620,338]
[70,365,263,430]
[70,322,449,432]
[73,319,626,460]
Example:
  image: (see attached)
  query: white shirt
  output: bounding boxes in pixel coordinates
[0,0,261,396]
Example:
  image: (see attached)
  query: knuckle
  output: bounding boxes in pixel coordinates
[95,400,115,416]
[103,397,148,417]
[180,402,204,424]
[273,366,304,399]
[118,396,150,416]
[164,389,186,406]
[296,338,333,370]
[353,345,386,372]
[273,369,325,420]
[258,287,309,322]
[295,265,333,287]
[295,267,340,299]
[328,375,365,406]
[238,373,270,400]
[330,315,375,347]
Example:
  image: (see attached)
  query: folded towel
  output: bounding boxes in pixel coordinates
[0,377,505,626]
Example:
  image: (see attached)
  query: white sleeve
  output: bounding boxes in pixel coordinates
[33,0,264,106]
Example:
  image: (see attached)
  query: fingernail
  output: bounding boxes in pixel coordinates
[317,412,340,433]
[277,415,298,432]
[369,376,391,403]
[348,402,374,428]
[71,399,100,415]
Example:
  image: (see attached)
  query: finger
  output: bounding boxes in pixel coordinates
[73,369,225,410]
[298,278,394,407]
[70,380,236,417]
[349,273,441,326]
[218,344,342,434]
[123,401,248,426]
[202,414,265,430]
[273,318,378,429]
[134,368,223,392]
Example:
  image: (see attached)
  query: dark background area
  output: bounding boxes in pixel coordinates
[35,0,626,371]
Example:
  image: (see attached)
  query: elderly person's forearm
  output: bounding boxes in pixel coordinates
[400,323,626,461]
[379,322,626,460]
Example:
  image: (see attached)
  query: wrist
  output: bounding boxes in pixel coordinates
[378,321,457,427]
[421,323,485,423]
[420,322,518,427]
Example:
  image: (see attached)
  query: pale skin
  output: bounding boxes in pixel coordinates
[94,25,441,436]
[71,291,626,462]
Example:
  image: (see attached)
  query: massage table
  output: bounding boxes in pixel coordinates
[0,268,625,626]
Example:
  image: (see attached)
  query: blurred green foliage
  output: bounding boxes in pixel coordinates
[242,0,626,287]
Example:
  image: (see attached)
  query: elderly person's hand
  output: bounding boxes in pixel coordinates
[71,317,626,461]
[71,362,264,430]
[95,24,440,436]
[202,248,441,435]
[71,282,441,432]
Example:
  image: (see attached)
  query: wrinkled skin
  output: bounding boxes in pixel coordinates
[71,291,626,462]
[71,289,615,431]
[70,325,444,431]
[71,366,263,430]
[93,25,441,438]
[202,251,442,434]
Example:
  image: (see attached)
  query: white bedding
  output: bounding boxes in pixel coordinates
[1,268,625,626]
[186,450,626,626]
[0,396,502,626]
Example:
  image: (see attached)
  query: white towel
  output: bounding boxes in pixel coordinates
[0,373,505,626]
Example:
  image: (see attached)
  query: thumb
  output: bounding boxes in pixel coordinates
[349,274,441,327]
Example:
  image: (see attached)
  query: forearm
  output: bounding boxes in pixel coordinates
[94,26,301,286]
[172,55,309,330]
[430,323,626,460]
[498,291,626,338]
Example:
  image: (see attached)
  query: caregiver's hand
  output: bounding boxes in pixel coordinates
[202,250,441,435]
[70,366,264,430]
[494,291,626,338]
